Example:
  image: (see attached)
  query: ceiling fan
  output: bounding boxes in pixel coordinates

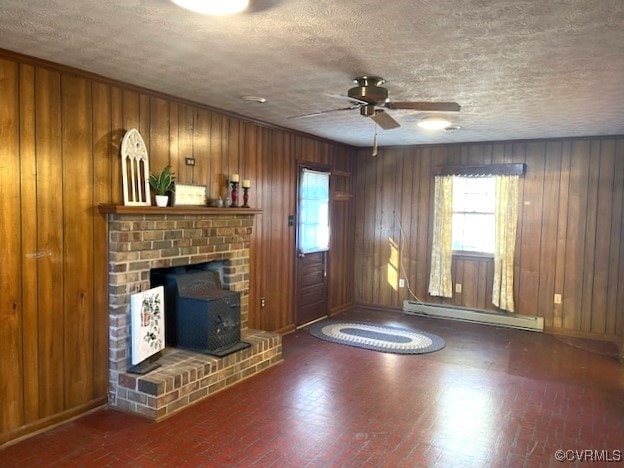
[292,76,461,130]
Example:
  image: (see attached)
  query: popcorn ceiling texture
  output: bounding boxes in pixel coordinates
[0,0,622,147]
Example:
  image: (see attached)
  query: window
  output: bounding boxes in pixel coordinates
[298,168,330,254]
[451,176,495,253]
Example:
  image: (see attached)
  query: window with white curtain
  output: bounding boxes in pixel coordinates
[298,169,330,254]
[451,176,496,254]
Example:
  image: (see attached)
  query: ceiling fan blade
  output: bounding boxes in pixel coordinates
[325,93,369,106]
[289,106,358,119]
[385,101,461,112]
[371,109,400,130]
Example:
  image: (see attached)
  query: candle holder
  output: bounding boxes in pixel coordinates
[230,181,239,207]
[242,187,250,208]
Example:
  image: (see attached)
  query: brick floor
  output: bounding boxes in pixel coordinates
[1,307,623,467]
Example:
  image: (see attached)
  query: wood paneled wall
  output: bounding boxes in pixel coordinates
[0,52,355,444]
[354,139,624,342]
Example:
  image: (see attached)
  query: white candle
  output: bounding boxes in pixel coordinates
[230,173,239,183]
[242,179,251,188]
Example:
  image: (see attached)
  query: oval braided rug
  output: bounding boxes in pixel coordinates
[309,321,445,354]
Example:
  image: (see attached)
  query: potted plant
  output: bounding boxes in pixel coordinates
[149,165,175,207]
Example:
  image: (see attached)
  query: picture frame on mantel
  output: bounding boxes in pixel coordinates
[173,183,208,206]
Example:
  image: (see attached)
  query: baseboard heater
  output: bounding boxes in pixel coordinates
[402,300,544,332]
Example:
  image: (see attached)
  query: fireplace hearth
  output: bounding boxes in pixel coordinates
[99,205,282,420]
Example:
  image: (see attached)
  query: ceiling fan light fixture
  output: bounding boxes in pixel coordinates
[170,0,249,15]
[417,117,452,131]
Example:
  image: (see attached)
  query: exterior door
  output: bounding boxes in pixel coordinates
[295,165,330,327]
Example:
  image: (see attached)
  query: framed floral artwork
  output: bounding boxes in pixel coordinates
[130,286,165,365]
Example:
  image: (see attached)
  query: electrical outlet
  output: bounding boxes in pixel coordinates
[554,293,562,304]
[455,283,462,293]
[260,297,266,308]
[185,157,196,166]
[399,279,405,288]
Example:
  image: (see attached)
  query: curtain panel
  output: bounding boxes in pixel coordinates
[492,175,519,312]
[428,175,454,298]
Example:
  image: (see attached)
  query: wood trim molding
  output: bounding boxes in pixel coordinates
[0,399,107,448]
[432,163,526,177]
[98,204,262,215]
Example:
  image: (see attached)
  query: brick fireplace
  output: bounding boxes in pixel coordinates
[99,205,282,420]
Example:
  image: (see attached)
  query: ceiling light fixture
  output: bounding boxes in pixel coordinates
[170,0,250,15]
[417,117,452,131]
[241,95,267,103]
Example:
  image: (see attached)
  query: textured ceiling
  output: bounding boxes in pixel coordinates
[1,0,623,147]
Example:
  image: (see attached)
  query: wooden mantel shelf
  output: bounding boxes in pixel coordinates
[98,204,262,215]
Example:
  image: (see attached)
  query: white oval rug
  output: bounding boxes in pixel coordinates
[309,321,445,354]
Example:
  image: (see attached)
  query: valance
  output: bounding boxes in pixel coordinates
[431,163,526,177]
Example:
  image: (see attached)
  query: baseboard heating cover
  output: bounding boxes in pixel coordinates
[402,301,544,332]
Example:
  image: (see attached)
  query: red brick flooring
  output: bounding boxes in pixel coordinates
[2,307,624,467]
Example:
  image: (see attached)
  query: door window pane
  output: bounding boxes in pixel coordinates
[299,169,330,253]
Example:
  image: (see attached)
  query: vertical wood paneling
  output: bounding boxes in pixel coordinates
[353,154,367,304]
[476,260,488,308]
[91,81,111,398]
[378,151,399,306]
[139,95,150,154]
[417,149,433,302]
[580,141,601,332]
[607,140,624,335]
[110,87,123,204]
[0,58,23,433]
[121,90,139,142]
[19,63,39,423]
[270,131,286,325]
[209,113,225,199]
[537,141,562,326]
[354,137,624,343]
[517,142,545,314]
[563,141,591,329]
[511,142,527,310]
[283,135,296,323]
[149,97,170,173]
[168,103,180,178]
[177,105,194,184]
[396,149,411,304]
[193,109,210,188]
[553,142,571,329]
[614,140,624,341]
[35,67,65,417]
[360,151,378,303]
[590,140,614,334]
[1,52,356,444]
[452,259,463,306]
[61,74,94,408]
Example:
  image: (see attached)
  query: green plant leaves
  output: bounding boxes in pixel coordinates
[149,165,175,195]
